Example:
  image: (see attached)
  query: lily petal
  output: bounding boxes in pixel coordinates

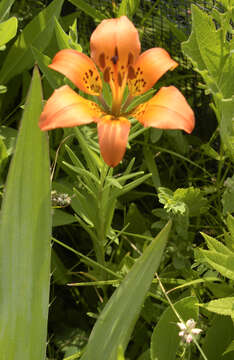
[39,85,104,131]
[97,115,130,167]
[128,48,178,96]
[91,16,140,108]
[132,86,195,133]
[49,49,102,95]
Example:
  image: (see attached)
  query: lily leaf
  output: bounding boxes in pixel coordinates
[0,67,51,359]
[81,221,171,360]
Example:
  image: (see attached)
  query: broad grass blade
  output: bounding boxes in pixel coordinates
[0,67,51,360]
[81,221,172,360]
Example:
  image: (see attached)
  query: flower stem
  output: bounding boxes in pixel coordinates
[156,273,208,360]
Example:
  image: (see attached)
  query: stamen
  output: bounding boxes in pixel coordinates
[127,52,134,65]
[118,72,122,87]
[128,66,136,79]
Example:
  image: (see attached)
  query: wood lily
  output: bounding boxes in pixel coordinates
[39,16,195,167]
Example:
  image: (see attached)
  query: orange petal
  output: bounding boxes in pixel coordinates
[97,116,130,167]
[49,49,102,95]
[132,86,195,133]
[39,85,104,131]
[90,16,140,106]
[128,48,178,96]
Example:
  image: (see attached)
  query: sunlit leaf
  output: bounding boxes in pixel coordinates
[0,67,51,359]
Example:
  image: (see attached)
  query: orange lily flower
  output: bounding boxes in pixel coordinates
[39,16,195,167]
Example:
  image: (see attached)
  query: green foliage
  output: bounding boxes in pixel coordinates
[80,221,171,360]
[158,186,208,216]
[0,67,51,359]
[0,1,233,359]
[202,315,234,360]
[0,0,64,84]
[0,17,17,48]
[68,0,107,21]
[151,297,198,360]
[182,3,234,160]
[222,175,234,214]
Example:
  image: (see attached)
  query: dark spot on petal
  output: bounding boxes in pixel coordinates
[103,67,110,82]
[89,69,93,76]
[111,47,119,65]
[99,53,106,68]
[95,76,99,81]
[128,66,136,79]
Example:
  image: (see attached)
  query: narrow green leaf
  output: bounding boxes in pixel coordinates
[220,97,234,161]
[0,17,17,47]
[143,147,161,189]
[54,17,82,51]
[0,0,15,21]
[0,67,51,359]
[68,0,106,21]
[81,221,172,360]
[32,47,62,89]
[0,0,64,84]
[151,297,198,360]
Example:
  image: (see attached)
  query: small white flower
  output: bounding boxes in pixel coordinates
[177,319,202,343]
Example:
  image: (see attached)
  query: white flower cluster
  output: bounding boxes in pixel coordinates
[177,319,202,343]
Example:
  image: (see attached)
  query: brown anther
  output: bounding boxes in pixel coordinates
[128,66,136,79]
[118,72,122,87]
[127,52,134,65]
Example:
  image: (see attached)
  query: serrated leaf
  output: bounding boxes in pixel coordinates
[182,5,228,95]
[199,297,234,317]
[80,221,172,360]
[174,187,208,216]
[0,67,51,360]
[201,232,233,255]
[0,0,64,84]
[199,249,234,280]
[151,297,198,360]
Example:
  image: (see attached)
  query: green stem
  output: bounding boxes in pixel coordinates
[156,273,208,360]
